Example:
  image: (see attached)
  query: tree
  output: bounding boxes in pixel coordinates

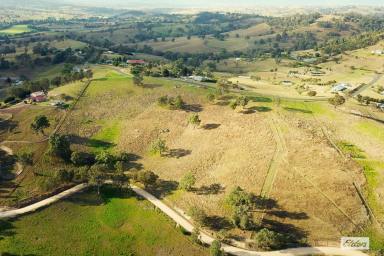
[229,100,238,110]
[54,169,74,183]
[112,169,129,190]
[237,96,249,109]
[239,213,251,230]
[191,227,201,244]
[307,90,317,96]
[227,186,252,209]
[179,172,196,191]
[137,170,158,188]
[254,228,284,250]
[207,93,215,103]
[188,114,201,128]
[85,69,93,80]
[133,73,143,86]
[328,94,346,108]
[71,151,95,166]
[149,138,168,156]
[30,115,50,135]
[188,206,207,226]
[210,240,224,256]
[172,95,184,110]
[49,134,71,160]
[89,164,108,194]
[95,151,116,169]
[216,79,230,94]
[17,150,33,165]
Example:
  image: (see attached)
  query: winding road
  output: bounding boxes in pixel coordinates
[0,183,368,256]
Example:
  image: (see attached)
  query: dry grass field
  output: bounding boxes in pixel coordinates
[57,66,375,246]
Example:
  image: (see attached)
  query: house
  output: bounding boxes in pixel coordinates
[188,75,209,82]
[30,91,47,102]
[371,50,384,55]
[281,80,293,86]
[127,60,146,65]
[331,83,349,93]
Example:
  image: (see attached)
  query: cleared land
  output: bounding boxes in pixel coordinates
[0,25,32,35]
[57,66,370,245]
[0,186,207,256]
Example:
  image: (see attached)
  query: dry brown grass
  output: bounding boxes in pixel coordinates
[56,67,371,244]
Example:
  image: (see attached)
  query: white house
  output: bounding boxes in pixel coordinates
[331,83,349,93]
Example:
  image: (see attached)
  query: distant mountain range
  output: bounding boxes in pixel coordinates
[1,0,383,9]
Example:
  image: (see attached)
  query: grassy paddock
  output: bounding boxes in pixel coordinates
[0,186,207,256]
[0,25,32,35]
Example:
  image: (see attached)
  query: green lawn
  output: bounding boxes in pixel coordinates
[0,25,32,35]
[0,187,207,256]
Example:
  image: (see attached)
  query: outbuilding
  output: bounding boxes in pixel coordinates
[331,83,349,93]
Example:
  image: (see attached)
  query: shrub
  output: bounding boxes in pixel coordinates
[188,114,201,128]
[38,176,58,192]
[210,240,224,256]
[95,151,116,168]
[54,169,74,183]
[207,93,215,102]
[74,166,89,182]
[188,206,206,226]
[149,138,167,156]
[254,228,284,250]
[4,96,15,103]
[191,227,201,244]
[179,172,196,191]
[17,150,33,165]
[226,186,252,209]
[49,134,71,161]
[239,214,251,230]
[307,90,317,96]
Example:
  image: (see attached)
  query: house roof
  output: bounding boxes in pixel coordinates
[127,60,145,64]
[30,91,46,97]
[331,84,348,92]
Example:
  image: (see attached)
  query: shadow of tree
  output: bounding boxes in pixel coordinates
[183,104,203,113]
[165,149,191,159]
[268,210,309,220]
[248,96,273,103]
[0,119,18,133]
[215,101,230,106]
[204,215,233,231]
[252,195,279,210]
[261,218,309,247]
[67,134,116,150]
[151,179,179,198]
[201,123,221,130]
[241,106,272,114]
[218,95,236,101]
[142,83,162,89]
[283,107,312,114]
[0,219,15,240]
[194,183,224,195]
[0,149,17,180]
